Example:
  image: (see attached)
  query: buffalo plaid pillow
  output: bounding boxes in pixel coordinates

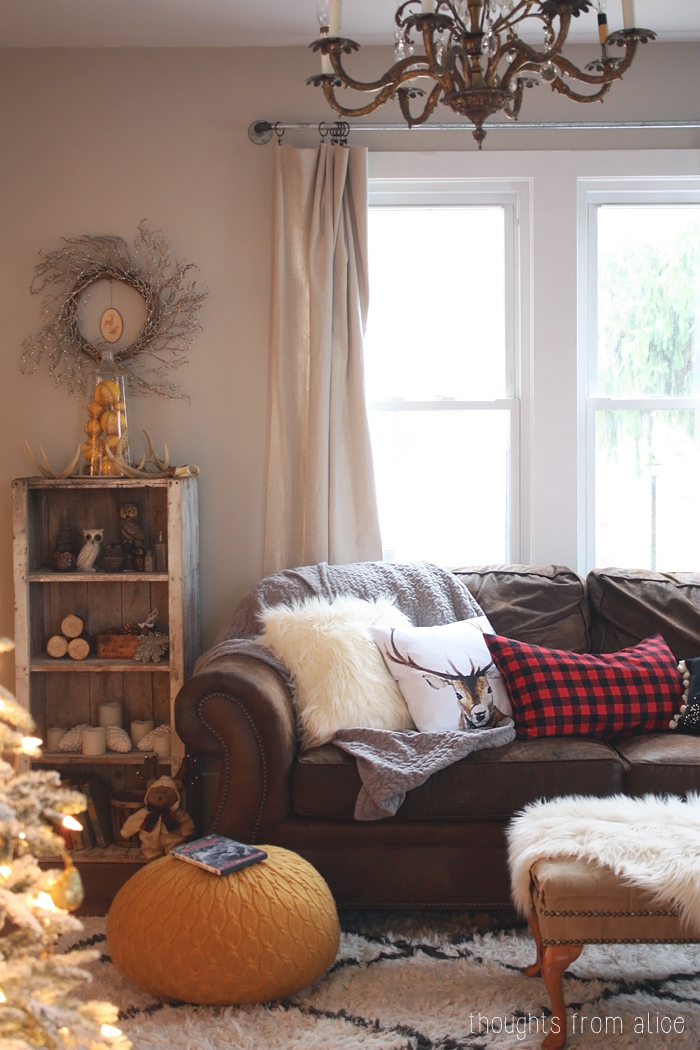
[485,633,680,740]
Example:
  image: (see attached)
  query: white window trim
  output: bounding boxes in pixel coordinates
[367,175,532,564]
[577,178,700,573]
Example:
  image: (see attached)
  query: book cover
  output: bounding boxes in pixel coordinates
[171,835,267,876]
[80,776,113,848]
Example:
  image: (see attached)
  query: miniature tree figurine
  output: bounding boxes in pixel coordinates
[0,634,130,1050]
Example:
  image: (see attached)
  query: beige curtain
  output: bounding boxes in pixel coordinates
[262,144,382,574]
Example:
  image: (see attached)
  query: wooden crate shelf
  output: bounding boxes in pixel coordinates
[13,476,201,902]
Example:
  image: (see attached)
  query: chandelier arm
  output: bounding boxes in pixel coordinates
[324,42,433,95]
[547,77,613,105]
[552,43,640,88]
[398,82,444,127]
[319,79,405,120]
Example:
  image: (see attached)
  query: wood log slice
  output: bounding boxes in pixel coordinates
[67,637,90,661]
[46,635,69,659]
[61,614,85,639]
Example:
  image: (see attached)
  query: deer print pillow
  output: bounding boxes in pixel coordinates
[371,617,512,733]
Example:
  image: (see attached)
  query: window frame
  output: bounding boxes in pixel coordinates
[366,176,531,565]
[577,179,700,572]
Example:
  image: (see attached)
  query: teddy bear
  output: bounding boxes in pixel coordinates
[120,775,195,860]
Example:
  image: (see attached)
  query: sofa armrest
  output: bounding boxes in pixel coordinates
[174,655,298,843]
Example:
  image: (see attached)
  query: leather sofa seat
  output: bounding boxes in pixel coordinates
[615,733,700,795]
[293,737,625,821]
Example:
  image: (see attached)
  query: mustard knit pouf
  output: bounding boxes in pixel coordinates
[106,845,340,1005]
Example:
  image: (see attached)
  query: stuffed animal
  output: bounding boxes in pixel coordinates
[120,775,195,860]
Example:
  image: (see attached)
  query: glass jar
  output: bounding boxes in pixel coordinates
[82,348,130,476]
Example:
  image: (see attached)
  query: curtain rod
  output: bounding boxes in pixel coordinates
[249,119,700,144]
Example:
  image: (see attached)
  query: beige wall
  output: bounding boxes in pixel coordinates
[0,43,698,690]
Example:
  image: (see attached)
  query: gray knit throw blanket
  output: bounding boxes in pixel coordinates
[194,560,484,677]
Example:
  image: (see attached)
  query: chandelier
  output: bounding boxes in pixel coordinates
[308,1,655,147]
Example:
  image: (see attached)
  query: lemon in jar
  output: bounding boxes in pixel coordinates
[95,380,120,407]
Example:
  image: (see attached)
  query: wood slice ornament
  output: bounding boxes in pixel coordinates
[67,637,90,661]
[46,635,69,659]
[61,614,84,638]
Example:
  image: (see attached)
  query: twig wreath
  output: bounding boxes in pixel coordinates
[21,222,208,400]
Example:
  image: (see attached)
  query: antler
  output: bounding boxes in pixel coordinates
[105,431,199,479]
[384,629,492,681]
[24,440,82,479]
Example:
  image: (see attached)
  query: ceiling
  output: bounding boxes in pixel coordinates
[0,0,698,48]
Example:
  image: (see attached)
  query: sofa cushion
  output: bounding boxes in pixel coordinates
[452,564,590,652]
[486,633,680,740]
[614,734,700,795]
[292,737,625,821]
[587,567,700,660]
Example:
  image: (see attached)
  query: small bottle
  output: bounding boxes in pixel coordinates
[144,550,154,573]
[155,532,167,573]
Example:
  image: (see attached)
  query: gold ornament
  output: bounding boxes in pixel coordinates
[49,857,84,912]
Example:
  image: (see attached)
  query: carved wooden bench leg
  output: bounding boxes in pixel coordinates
[540,943,582,1050]
[523,908,543,977]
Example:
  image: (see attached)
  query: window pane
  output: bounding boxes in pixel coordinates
[369,409,510,566]
[595,409,700,570]
[365,207,507,401]
[596,206,700,397]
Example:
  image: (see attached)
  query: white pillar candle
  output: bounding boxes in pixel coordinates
[621,0,635,29]
[98,702,123,728]
[328,0,342,36]
[130,719,155,746]
[82,726,107,756]
[152,731,172,759]
[421,0,436,13]
[46,726,65,751]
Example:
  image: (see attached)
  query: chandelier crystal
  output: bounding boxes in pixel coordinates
[308,0,655,147]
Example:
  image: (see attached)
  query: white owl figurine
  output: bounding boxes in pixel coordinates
[76,528,104,572]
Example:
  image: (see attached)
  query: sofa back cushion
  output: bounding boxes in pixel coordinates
[453,564,590,652]
[587,568,700,660]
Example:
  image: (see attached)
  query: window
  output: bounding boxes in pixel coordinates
[582,192,700,571]
[365,180,526,566]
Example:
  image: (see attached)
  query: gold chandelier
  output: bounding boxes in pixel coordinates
[308,1,655,147]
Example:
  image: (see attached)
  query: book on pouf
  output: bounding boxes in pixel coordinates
[171,834,268,875]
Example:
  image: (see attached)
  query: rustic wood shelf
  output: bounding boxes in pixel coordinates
[31,656,170,673]
[34,749,170,765]
[13,475,201,903]
[44,845,145,864]
[30,571,169,583]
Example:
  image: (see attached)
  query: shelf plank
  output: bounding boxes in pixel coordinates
[32,656,170,673]
[30,571,168,583]
[34,749,170,765]
[43,845,146,863]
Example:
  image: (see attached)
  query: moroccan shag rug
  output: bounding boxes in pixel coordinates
[60,912,700,1048]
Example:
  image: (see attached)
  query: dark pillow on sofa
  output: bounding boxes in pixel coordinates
[485,633,680,740]
[670,657,700,734]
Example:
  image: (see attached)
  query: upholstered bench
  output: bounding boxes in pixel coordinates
[523,857,695,1049]
[509,794,700,1049]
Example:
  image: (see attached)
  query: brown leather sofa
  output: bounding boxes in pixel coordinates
[175,564,700,909]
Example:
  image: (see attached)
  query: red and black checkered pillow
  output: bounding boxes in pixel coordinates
[485,633,680,740]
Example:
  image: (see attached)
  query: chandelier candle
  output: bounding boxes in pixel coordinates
[308,0,655,148]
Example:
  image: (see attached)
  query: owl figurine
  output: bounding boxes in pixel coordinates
[119,503,146,547]
[76,528,104,572]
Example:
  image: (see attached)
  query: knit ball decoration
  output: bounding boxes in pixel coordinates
[58,724,89,751]
[107,846,340,1004]
[106,725,132,753]
[137,724,170,751]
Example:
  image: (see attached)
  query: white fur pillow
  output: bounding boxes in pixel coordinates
[260,596,414,749]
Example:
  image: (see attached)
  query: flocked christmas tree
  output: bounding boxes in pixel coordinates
[0,634,130,1050]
